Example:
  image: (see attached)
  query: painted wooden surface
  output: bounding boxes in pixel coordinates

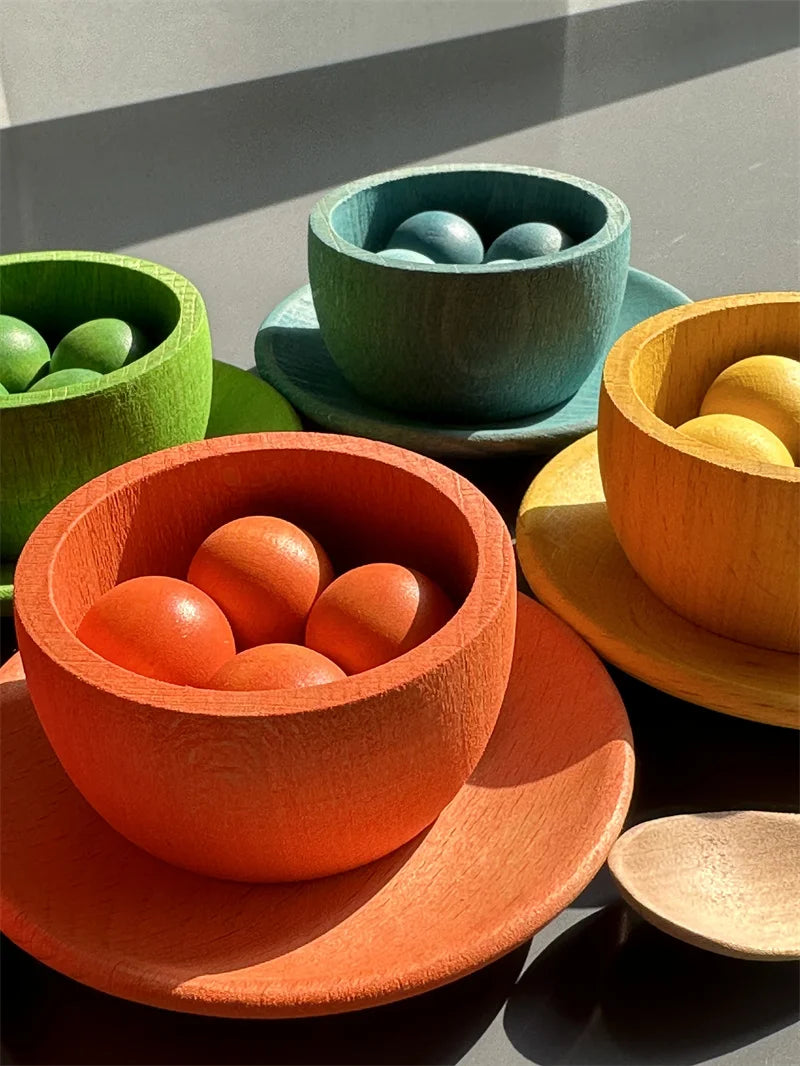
[308,164,630,422]
[0,251,212,558]
[516,433,799,728]
[0,593,634,1017]
[205,359,300,437]
[608,812,800,961]
[0,359,301,612]
[13,433,516,883]
[255,269,689,458]
[700,354,800,463]
[599,292,800,653]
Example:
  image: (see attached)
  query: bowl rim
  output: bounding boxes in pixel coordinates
[602,291,800,483]
[309,163,630,273]
[14,432,514,718]
[0,250,206,408]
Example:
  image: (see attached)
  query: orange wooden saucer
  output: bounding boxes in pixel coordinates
[1,593,632,1018]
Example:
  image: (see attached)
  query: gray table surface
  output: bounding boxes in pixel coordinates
[1,451,798,1066]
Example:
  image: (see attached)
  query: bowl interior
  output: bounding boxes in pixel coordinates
[0,258,180,362]
[328,170,610,254]
[50,446,478,637]
[629,299,800,428]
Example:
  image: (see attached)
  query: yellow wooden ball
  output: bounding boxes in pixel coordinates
[677,413,794,467]
[700,355,800,462]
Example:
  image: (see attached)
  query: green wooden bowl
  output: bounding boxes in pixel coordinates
[0,360,301,613]
[308,164,631,423]
[0,251,213,558]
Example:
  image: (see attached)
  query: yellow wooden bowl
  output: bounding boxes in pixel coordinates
[598,292,799,653]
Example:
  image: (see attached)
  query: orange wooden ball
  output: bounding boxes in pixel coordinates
[306,562,454,674]
[187,516,334,648]
[209,643,345,690]
[77,576,235,686]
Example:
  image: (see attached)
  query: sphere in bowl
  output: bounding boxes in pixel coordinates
[484,221,574,262]
[28,368,103,393]
[209,643,345,690]
[677,413,794,467]
[385,210,484,264]
[598,292,799,653]
[0,251,213,559]
[306,562,454,674]
[0,314,50,393]
[309,164,630,422]
[377,248,434,264]
[188,515,333,648]
[77,575,235,686]
[51,317,149,374]
[700,354,800,463]
[14,433,516,882]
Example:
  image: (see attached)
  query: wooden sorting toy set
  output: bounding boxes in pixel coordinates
[1,164,798,1018]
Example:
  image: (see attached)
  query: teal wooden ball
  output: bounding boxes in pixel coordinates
[28,368,103,393]
[386,211,484,264]
[377,248,434,264]
[0,315,50,393]
[51,317,149,374]
[485,222,574,262]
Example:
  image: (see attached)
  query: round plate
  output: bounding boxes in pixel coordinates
[254,268,690,458]
[516,434,799,729]
[0,360,300,612]
[1,593,633,1018]
[205,358,300,438]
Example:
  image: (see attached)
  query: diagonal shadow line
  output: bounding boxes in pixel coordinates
[1,0,797,252]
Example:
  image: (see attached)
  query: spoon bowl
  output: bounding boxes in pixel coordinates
[608,811,800,960]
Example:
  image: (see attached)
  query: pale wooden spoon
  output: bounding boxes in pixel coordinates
[608,811,800,961]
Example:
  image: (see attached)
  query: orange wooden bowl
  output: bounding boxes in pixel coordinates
[599,293,800,653]
[13,433,516,883]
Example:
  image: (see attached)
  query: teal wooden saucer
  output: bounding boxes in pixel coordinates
[0,360,300,613]
[255,269,690,459]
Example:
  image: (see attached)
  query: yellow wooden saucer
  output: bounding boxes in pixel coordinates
[516,433,799,729]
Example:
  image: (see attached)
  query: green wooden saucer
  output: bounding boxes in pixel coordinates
[0,360,300,612]
[255,268,690,458]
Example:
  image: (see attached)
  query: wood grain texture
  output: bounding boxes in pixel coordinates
[0,593,634,1017]
[516,433,799,728]
[308,164,630,422]
[13,433,516,882]
[598,292,800,653]
[0,251,213,557]
[0,359,300,614]
[254,269,689,458]
[608,812,800,960]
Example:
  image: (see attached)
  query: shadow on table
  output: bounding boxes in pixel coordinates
[504,904,799,1065]
[0,937,528,1066]
[611,669,800,821]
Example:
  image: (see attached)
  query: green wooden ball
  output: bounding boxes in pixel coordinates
[51,317,149,374]
[0,251,213,558]
[0,314,50,393]
[28,368,103,393]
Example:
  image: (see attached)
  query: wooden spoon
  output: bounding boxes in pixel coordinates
[608,811,800,960]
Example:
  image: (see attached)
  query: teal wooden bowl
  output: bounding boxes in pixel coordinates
[0,251,212,558]
[308,164,631,423]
